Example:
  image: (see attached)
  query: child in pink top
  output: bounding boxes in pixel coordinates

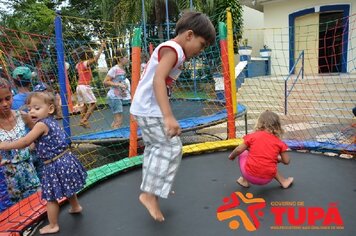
[103,48,130,129]
[229,110,294,188]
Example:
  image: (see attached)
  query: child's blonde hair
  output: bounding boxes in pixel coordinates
[26,92,58,116]
[254,110,284,138]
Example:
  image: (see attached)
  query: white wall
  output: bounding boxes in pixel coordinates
[241,6,264,57]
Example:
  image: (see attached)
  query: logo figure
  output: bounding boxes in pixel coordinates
[217,192,266,231]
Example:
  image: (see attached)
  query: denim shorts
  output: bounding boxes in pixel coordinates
[106,97,123,114]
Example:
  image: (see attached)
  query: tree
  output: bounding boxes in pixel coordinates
[0,0,60,34]
[0,0,61,71]
[115,0,243,50]
[177,0,243,51]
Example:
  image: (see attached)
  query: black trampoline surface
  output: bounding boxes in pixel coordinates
[33,151,356,236]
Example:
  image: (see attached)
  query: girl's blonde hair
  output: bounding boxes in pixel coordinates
[254,110,284,138]
[26,92,58,116]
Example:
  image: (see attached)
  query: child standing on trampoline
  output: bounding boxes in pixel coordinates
[130,11,216,222]
[0,92,87,234]
[103,48,131,129]
[229,110,294,189]
[74,42,105,128]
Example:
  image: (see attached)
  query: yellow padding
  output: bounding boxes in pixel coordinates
[182,138,244,155]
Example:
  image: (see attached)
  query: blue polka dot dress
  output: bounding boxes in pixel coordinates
[36,117,87,201]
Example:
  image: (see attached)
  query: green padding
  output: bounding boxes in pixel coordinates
[218,22,227,39]
[132,28,142,47]
[81,155,143,191]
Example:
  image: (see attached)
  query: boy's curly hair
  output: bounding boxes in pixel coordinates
[254,110,284,138]
[175,11,216,46]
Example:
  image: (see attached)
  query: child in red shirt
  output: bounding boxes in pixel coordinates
[229,110,294,188]
[73,42,105,128]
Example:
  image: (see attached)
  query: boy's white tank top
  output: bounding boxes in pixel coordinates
[130,40,186,117]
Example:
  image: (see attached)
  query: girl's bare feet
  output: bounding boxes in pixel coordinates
[236,176,250,188]
[68,205,82,214]
[39,224,59,235]
[139,192,165,222]
[280,177,294,189]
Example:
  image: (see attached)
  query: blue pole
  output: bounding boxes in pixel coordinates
[141,0,147,53]
[190,0,193,9]
[54,11,71,144]
[165,0,170,39]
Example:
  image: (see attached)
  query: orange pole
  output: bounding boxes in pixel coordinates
[219,22,236,139]
[129,28,142,157]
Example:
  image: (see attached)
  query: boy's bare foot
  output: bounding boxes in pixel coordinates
[68,205,82,214]
[236,176,250,188]
[39,224,59,235]
[281,177,294,189]
[139,193,165,222]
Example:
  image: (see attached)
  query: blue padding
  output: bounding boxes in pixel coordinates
[285,140,356,153]
[72,104,246,141]
[72,127,135,141]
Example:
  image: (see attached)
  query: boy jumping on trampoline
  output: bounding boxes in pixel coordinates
[0,92,87,234]
[229,110,294,189]
[130,11,216,222]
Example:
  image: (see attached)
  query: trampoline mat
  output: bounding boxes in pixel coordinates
[32,151,356,236]
[67,100,225,137]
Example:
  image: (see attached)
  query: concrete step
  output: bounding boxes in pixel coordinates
[240,100,354,115]
[287,93,355,101]
[239,92,355,102]
[239,80,356,92]
[282,114,353,124]
[287,100,355,110]
[237,73,356,127]
[286,107,354,117]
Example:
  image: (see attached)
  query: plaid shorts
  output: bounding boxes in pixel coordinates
[134,116,182,198]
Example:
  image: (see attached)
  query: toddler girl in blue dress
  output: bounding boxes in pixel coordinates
[0,92,87,235]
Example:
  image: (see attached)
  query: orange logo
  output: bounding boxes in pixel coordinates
[216,192,266,231]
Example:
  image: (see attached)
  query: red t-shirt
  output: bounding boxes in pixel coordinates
[244,130,288,179]
[76,61,92,85]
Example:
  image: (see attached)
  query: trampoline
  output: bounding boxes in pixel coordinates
[69,99,247,144]
[16,148,354,236]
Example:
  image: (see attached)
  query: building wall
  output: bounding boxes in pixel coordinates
[263,0,355,75]
[241,6,264,57]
